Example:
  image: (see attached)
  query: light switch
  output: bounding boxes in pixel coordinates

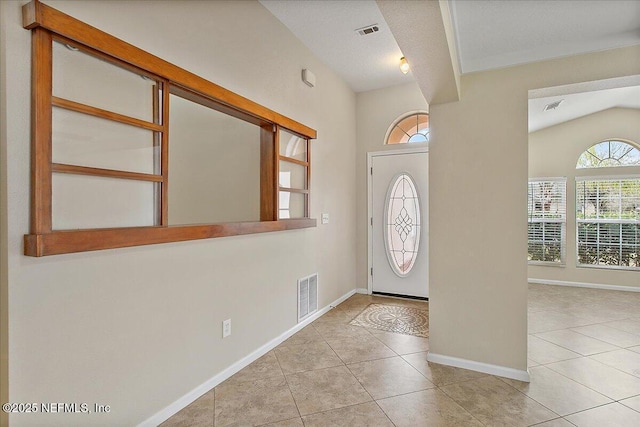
[321,213,329,224]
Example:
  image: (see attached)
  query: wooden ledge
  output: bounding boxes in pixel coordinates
[24,219,316,256]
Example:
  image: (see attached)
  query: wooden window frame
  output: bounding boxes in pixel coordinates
[22,0,317,257]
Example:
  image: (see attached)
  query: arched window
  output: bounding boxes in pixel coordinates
[575,139,640,270]
[576,140,640,168]
[385,112,429,145]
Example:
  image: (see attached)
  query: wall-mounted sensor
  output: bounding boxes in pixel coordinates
[302,69,316,88]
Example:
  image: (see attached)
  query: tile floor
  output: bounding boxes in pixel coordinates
[161,284,640,426]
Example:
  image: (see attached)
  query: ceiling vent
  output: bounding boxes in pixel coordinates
[544,99,564,111]
[355,24,379,36]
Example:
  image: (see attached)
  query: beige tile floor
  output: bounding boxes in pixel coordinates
[161,284,640,426]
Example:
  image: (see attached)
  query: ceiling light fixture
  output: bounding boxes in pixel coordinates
[400,57,410,74]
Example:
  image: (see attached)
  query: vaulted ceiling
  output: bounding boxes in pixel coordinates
[260,0,640,130]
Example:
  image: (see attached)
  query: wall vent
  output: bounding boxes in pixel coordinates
[355,24,379,36]
[543,99,564,111]
[298,273,318,322]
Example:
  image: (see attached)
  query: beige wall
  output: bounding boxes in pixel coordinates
[355,82,429,289]
[1,1,356,425]
[529,107,640,288]
[0,0,9,424]
[429,45,640,370]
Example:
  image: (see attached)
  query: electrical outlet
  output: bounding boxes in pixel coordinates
[321,213,329,224]
[222,319,231,338]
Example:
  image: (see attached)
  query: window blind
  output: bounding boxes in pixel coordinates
[576,177,640,269]
[528,178,567,264]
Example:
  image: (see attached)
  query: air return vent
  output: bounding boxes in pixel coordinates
[544,99,564,111]
[355,24,379,36]
[298,273,318,322]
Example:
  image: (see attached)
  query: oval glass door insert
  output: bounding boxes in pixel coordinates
[384,173,421,277]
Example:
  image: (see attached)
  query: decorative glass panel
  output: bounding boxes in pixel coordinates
[279,161,306,189]
[279,191,306,219]
[279,129,307,161]
[384,173,422,276]
[168,94,261,225]
[53,41,159,123]
[52,173,155,230]
[52,107,158,174]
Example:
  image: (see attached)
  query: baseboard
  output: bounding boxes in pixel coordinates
[426,352,530,382]
[356,287,369,294]
[139,288,357,427]
[528,278,640,293]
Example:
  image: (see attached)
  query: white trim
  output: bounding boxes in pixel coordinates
[528,278,640,293]
[138,288,357,427]
[528,176,567,183]
[426,352,530,382]
[356,288,369,294]
[367,147,429,295]
[576,173,640,181]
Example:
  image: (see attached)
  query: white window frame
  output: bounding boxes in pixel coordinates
[528,177,567,265]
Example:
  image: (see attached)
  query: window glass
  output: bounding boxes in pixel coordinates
[53,40,158,123]
[52,107,158,174]
[576,178,640,269]
[279,161,306,190]
[528,179,566,264]
[577,140,640,168]
[52,174,155,230]
[386,113,429,145]
[168,93,261,225]
[384,173,422,276]
[279,129,307,161]
[279,191,306,219]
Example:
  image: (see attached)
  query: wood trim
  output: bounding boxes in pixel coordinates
[24,219,317,256]
[53,34,164,86]
[260,124,277,221]
[23,1,318,256]
[52,164,163,182]
[279,187,309,195]
[306,138,311,216]
[52,96,163,132]
[161,82,170,226]
[170,85,267,128]
[278,156,309,167]
[31,28,53,233]
[152,83,161,225]
[274,126,282,219]
[23,0,317,139]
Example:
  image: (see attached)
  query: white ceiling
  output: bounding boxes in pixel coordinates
[261,0,640,93]
[529,84,640,133]
[261,0,640,130]
[450,0,640,74]
[259,0,412,93]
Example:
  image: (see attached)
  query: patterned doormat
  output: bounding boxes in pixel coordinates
[349,304,429,338]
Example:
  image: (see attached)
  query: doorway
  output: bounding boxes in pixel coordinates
[368,149,429,298]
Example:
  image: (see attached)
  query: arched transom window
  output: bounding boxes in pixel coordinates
[577,140,640,168]
[386,112,429,145]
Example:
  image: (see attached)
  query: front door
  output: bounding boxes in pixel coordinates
[370,151,428,298]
